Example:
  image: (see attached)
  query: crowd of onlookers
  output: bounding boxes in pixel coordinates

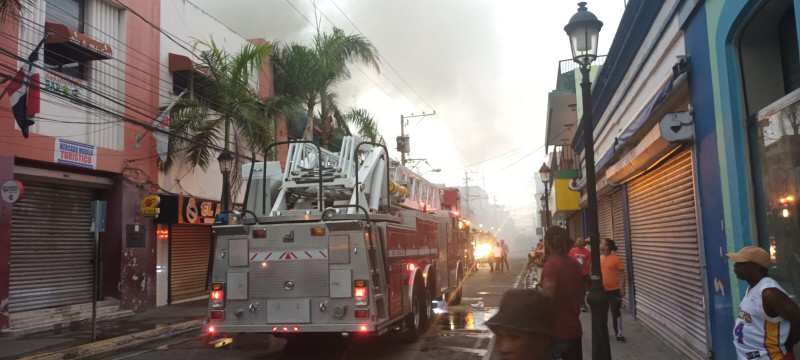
[487,226,800,360]
[487,226,627,360]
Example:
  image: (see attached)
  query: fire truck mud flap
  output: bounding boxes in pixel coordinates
[266,299,312,323]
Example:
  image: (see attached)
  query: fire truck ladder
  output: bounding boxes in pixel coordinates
[266,136,442,216]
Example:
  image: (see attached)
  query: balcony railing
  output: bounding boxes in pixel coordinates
[558,55,607,76]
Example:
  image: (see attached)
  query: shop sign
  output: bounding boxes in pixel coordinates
[1,179,23,204]
[54,139,97,169]
[140,195,160,217]
[179,196,242,225]
[44,72,83,102]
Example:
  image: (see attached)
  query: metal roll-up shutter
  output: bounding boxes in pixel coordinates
[10,182,96,312]
[170,224,213,302]
[611,190,629,309]
[627,149,706,360]
[598,196,613,241]
[574,211,583,240]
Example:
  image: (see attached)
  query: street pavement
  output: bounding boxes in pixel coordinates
[88,254,530,360]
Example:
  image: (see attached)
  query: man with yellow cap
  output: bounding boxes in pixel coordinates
[728,246,800,360]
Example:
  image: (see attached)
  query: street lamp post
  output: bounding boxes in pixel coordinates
[539,163,551,235]
[217,150,234,213]
[565,2,610,359]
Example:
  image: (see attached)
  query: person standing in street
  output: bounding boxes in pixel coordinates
[501,239,510,272]
[493,241,504,272]
[568,237,591,312]
[486,289,556,360]
[600,238,626,343]
[539,226,582,360]
[727,246,800,360]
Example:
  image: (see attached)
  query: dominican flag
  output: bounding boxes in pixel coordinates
[151,89,187,162]
[7,37,45,138]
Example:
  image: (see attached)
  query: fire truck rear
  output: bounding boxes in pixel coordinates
[206,137,471,341]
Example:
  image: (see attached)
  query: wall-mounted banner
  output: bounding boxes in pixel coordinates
[55,138,97,169]
[178,196,242,225]
[43,72,83,102]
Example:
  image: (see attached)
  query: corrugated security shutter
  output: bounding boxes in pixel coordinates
[567,212,583,242]
[598,196,613,241]
[627,149,707,360]
[170,224,212,302]
[611,190,629,309]
[10,183,96,312]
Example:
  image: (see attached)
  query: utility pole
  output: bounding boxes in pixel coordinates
[464,171,472,219]
[398,112,435,166]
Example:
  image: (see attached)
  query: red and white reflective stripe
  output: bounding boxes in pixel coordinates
[249,250,328,261]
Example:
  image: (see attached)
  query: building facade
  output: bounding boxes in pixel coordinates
[0,0,163,332]
[550,0,800,358]
[0,0,280,333]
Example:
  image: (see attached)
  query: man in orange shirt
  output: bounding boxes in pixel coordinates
[600,238,626,343]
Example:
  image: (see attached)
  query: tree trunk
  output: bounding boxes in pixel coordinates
[303,101,315,141]
[320,92,331,149]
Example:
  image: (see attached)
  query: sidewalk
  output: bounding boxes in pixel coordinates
[0,300,207,360]
[580,309,680,359]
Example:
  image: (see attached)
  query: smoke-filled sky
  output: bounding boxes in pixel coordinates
[190,0,625,231]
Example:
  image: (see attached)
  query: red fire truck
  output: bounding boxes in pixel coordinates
[206,137,472,343]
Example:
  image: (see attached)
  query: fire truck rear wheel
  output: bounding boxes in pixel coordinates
[404,283,427,341]
[449,269,463,305]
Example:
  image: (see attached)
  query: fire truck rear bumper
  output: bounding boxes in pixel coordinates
[209,323,379,334]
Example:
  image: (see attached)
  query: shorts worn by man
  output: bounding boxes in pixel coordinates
[728,246,800,360]
[486,289,556,360]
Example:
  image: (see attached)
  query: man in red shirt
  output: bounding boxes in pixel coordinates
[568,237,591,312]
[539,226,583,360]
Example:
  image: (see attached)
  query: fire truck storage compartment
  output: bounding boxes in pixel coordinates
[10,182,97,312]
[169,224,213,302]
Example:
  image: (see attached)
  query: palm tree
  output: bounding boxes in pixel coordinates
[340,107,384,144]
[162,40,283,202]
[315,28,380,148]
[272,27,381,149]
[0,0,32,22]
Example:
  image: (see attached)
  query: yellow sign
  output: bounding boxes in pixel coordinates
[554,178,581,211]
[140,195,161,217]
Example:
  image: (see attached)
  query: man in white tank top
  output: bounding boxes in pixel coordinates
[727,246,800,360]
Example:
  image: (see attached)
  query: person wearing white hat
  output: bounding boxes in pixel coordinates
[728,246,800,360]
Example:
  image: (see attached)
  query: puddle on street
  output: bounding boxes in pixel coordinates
[433,301,498,331]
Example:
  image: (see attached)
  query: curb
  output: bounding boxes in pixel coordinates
[18,318,205,360]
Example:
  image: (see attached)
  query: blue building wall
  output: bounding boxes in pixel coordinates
[683,4,736,358]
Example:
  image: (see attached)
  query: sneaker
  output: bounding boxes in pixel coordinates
[616,336,626,343]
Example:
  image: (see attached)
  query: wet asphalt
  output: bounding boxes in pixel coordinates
[91,253,529,360]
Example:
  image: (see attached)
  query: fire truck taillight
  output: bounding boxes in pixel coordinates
[210,285,225,309]
[272,326,278,332]
[406,263,416,271]
[310,227,325,236]
[354,309,368,318]
[210,310,224,320]
[354,281,368,306]
[360,325,368,332]
[293,326,300,332]
[207,325,216,333]
[253,229,266,238]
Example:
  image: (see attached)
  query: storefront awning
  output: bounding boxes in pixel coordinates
[168,53,208,74]
[593,70,688,175]
[44,22,112,61]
